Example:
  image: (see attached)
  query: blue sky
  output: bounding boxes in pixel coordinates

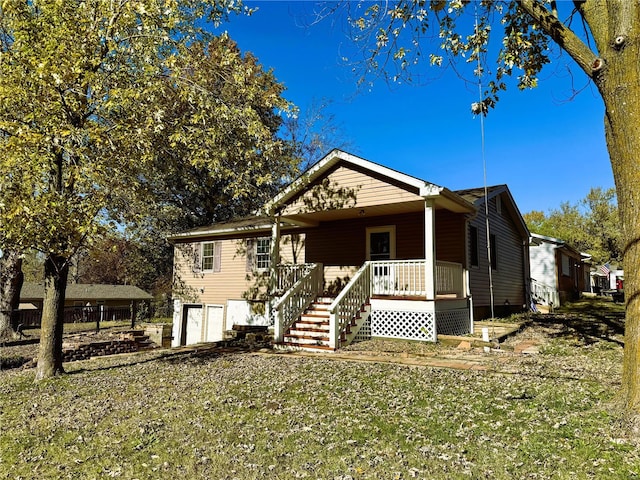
[218,1,614,215]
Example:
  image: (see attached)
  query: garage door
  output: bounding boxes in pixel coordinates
[183,305,203,346]
[205,305,224,342]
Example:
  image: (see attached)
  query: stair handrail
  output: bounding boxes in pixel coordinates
[328,262,371,349]
[273,263,323,343]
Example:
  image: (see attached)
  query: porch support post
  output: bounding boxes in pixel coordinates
[269,215,281,340]
[424,199,436,301]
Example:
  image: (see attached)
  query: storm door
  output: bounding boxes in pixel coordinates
[367,226,396,294]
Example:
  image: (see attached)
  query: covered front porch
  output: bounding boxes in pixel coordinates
[272,259,472,351]
[263,150,478,351]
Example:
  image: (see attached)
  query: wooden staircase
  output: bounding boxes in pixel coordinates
[278,296,333,351]
[276,296,371,352]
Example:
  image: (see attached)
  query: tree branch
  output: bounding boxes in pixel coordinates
[518,0,602,77]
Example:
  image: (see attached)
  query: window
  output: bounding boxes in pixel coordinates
[246,237,271,271]
[490,234,498,270]
[470,226,479,267]
[495,195,502,215]
[201,241,221,272]
[256,238,271,270]
[366,226,396,261]
[561,253,570,277]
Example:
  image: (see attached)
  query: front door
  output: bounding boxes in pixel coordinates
[367,226,396,294]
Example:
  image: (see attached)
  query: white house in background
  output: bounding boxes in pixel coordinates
[591,265,624,294]
[529,233,591,308]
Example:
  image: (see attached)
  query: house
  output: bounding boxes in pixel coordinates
[20,283,153,309]
[18,283,153,327]
[528,233,591,308]
[169,150,531,350]
[455,185,531,319]
[591,264,623,297]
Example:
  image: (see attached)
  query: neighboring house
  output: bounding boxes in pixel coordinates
[591,264,623,295]
[169,149,531,350]
[20,283,153,310]
[529,233,591,307]
[15,283,152,328]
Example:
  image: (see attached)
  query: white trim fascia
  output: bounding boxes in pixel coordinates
[168,220,306,242]
[167,224,272,242]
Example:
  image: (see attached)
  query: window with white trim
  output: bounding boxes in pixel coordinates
[201,241,221,272]
[255,237,271,270]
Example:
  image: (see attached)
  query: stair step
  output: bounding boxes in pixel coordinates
[289,329,328,338]
[284,335,329,344]
[299,317,330,325]
[274,342,335,352]
[314,297,335,304]
[292,324,329,331]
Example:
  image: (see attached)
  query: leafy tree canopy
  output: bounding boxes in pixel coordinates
[524,187,621,266]
[0,0,302,378]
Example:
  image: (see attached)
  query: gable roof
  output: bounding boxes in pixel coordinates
[456,184,530,239]
[267,149,476,215]
[20,283,152,302]
[530,233,587,260]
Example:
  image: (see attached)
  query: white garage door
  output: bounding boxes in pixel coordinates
[185,306,203,345]
[205,305,224,342]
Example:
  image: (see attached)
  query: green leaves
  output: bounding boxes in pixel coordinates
[344,0,554,113]
[0,0,297,262]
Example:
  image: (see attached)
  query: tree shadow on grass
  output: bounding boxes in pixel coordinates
[530,298,625,347]
[67,344,261,375]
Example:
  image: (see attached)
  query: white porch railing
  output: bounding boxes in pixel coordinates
[436,261,465,297]
[276,263,315,293]
[273,263,323,343]
[328,262,371,349]
[369,259,465,298]
[531,278,559,307]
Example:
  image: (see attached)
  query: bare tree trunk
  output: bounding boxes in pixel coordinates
[602,85,640,414]
[588,4,640,414]
[0,249,24,340]
[34,254,69,380]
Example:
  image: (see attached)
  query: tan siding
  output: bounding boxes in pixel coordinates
[173,233,304,306]
[283,164,423,215]
[468,194,527,317]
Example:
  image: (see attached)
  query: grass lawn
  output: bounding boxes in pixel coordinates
[0,299,638,479]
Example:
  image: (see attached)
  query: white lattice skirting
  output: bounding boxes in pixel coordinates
[357,310,437,342]
[436,309,471,336]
